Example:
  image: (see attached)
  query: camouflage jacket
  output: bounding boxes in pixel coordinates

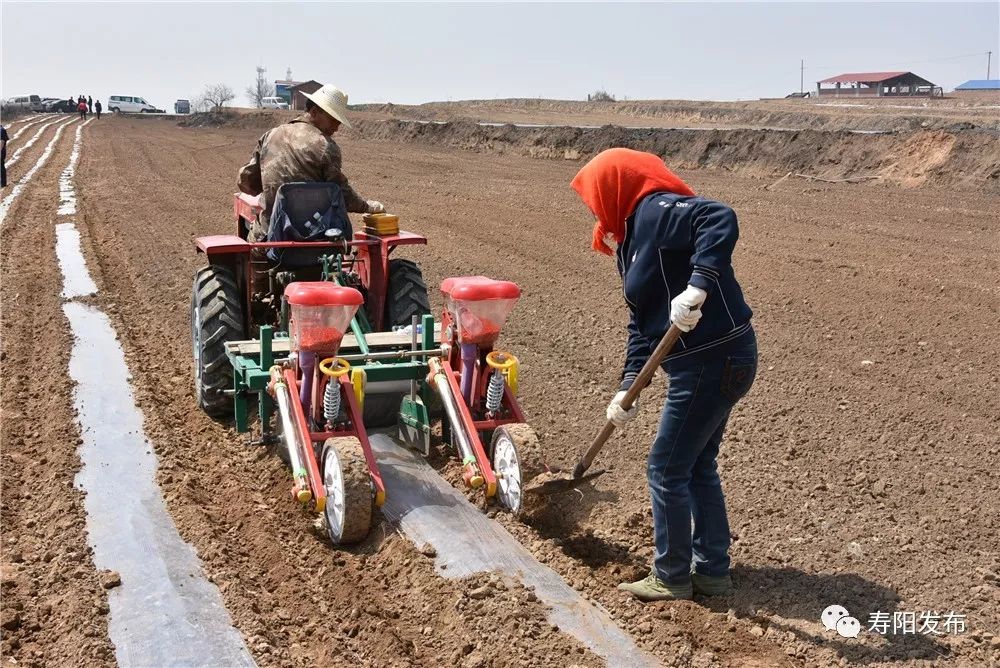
[237,116,369,237]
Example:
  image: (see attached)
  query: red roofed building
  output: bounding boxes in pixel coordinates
[816,71,941,98]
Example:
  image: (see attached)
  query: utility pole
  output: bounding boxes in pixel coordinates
[988,51,993,80]
[800,59,804,94]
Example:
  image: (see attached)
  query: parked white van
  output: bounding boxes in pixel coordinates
[107,95,157,113]
[5,95,42,111]
[261,96,289,110]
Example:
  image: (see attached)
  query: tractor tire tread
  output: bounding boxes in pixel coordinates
[386,258,431,328]
[192,265,244,417]
[364,259,432,427]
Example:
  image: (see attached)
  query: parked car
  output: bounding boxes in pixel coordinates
[4,95,42,111]
[44,99,78,113]
[107,95,158,113]
[174,99,191,114]
[261,96,289,109]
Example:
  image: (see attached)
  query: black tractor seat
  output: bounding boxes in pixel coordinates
[266,182,353,267]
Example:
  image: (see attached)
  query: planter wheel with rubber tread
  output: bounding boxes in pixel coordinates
[490,423,545,515]
[321,437,374,544]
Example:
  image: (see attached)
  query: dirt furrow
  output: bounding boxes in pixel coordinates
[0,120,116,667]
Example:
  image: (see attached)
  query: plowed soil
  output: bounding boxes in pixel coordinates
[2,110,998,667]
[1,118,116,667]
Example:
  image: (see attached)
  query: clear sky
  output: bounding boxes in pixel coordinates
[2,2,998,108]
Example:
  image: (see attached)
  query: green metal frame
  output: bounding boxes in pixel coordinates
[399,313,438,441]
[229,255,438,436]
[229,310,438,436]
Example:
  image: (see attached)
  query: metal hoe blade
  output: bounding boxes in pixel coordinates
[522,468,606,496]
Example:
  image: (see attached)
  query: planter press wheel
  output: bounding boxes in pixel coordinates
[321,437,373,545]
[489,423,544,516]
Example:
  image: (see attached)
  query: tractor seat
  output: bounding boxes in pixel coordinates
[267,183,353,267]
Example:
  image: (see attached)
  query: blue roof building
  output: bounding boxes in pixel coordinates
[955,80,1000,90]
[274,80,301,104]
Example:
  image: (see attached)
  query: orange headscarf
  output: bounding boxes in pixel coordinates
[571,148,695,255]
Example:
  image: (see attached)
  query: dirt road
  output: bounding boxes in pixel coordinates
[2,114,998,666]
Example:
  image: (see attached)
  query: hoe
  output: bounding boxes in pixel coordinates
[191,183,551,543]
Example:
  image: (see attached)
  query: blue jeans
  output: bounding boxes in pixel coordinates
[648,330,757,584]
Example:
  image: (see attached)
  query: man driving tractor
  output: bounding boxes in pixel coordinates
[237,82,384,242]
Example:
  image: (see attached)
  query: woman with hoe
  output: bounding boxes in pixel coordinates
[571,148,758,601]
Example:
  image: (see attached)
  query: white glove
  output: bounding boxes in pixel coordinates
[670,285,707,332]
[606,390,638,427]
[366,200,386,214]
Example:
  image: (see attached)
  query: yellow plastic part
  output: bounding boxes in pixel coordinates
[315,496,326,512]
[350,368,366,411]
[375,489,386,508]
[362,213,400,236]
[319,357,351,378]
[486,480,497,498]
[295,487,312,504]
[485,351,519,395]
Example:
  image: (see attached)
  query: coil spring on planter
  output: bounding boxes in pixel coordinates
[486,371,505,414]
[323,380,341,424]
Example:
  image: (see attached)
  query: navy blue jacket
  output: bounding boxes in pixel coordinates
[617,192,753,388]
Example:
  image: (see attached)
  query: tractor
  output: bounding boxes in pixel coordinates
[191,183,546,544]
[191,183,429,427]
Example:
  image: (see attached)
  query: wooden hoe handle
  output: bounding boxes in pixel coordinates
[573,323,685,478]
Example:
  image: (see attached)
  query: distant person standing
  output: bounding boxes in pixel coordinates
[87,96,93,113]
[95,99,102,119]
[78,99,88,120]
[1,124,8,188]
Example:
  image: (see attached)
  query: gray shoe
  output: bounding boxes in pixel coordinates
[617,573,693,602]
[691,572,732,596]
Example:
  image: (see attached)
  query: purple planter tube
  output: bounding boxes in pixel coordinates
[299,352,315,411]
[460,344,478,406]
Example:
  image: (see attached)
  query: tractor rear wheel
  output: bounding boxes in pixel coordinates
[191,264,245,417]
[385,258,431,329]
[490,423,545,516]
[321,437,373,545]
[363,259,432,427]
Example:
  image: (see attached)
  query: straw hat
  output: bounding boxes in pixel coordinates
[302,84,352,128]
